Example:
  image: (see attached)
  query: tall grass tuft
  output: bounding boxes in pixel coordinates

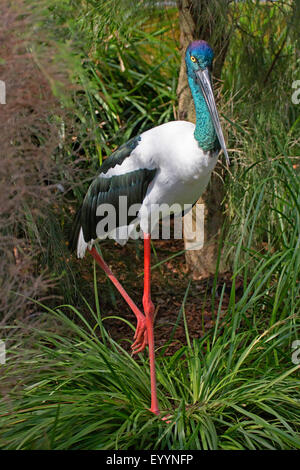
[1,190,299,449]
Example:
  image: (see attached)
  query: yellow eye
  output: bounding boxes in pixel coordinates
[191,56,196,62]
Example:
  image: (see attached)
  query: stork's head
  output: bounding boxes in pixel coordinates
[185,40,214,74]
[185,40,229,166]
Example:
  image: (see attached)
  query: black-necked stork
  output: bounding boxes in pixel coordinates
[70,40,229,416]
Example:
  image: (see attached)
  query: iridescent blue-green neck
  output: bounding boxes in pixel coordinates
[188,75,217,151]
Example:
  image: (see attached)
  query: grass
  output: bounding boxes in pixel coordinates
[0,295,299,449]
[1,179,299,449]
[1,0,299,450]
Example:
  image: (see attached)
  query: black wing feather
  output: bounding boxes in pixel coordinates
[81,168,156,242]
[69,134,156,249]
[99,135,141,175]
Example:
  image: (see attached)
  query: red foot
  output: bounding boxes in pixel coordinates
[149,407,160,416]
[148,409,172,423]
[131,316,148,354]
[162,414,172,423]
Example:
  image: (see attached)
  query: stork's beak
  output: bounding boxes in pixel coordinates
[195,68,230,166]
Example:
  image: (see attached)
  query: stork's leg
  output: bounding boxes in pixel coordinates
[89,246,147,353]
[143,233,160,416]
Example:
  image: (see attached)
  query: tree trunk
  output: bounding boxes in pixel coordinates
[177,0,231,278]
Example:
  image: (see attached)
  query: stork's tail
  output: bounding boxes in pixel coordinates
[69,206,88,258]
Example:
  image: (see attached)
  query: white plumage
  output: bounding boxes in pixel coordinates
[76,120,219,258]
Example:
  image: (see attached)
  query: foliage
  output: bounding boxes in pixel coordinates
[0,0,299,451]
[1,167,299,449]
[0,1,75,323]
[0,239,299,449]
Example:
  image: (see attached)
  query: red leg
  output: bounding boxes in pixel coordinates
[89,246,147,353]
[143,233,160,416]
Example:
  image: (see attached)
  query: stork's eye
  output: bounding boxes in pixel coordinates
[190,56,196,63]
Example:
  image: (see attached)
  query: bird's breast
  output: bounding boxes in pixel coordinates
[140,120,218,182]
